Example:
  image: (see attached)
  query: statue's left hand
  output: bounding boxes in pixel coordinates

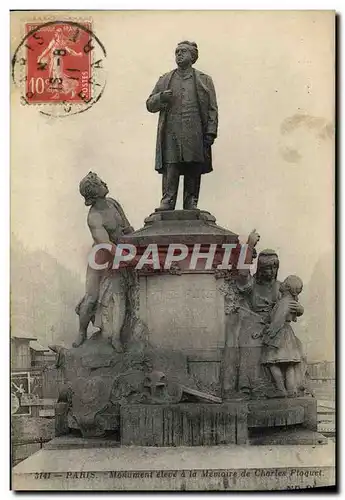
[288,300,299,314]
[204,134,215,146]
[247,229,260,249]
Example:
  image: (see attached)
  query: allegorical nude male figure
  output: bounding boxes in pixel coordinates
[73,172,134,349]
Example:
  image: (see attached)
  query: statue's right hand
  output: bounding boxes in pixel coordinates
[161,90,173,103]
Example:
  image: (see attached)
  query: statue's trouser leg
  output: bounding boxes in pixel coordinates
[194,174,201,205]
[160,163,180,209]
[183,171,201,209]
[111,272,126,351]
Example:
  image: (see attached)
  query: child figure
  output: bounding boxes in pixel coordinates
[261,275,304,397]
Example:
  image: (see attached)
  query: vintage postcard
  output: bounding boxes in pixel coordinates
[10,10,335,491]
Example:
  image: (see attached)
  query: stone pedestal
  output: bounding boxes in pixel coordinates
[120,209,239,393]
[139,273,225,351]
[123,209,239,246]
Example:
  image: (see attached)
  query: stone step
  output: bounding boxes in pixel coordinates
[44,436,120,450]
[249,427,328,446]
[12,442,336,491]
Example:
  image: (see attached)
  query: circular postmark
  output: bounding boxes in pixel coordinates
[12,20,107,117]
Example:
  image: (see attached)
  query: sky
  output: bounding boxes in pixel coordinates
[11,10,334,287]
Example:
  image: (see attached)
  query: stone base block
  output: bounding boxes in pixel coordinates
[120,403,248,446]
[248,398,317,430]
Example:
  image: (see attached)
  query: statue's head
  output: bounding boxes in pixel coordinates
[280,275,303,299]
[175,40,198,68]
[256,249,279,283]
[79,171,109,206]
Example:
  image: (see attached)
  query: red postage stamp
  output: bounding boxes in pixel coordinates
[25,22,92,104]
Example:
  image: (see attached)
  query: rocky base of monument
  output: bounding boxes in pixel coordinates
[51,330,322,446]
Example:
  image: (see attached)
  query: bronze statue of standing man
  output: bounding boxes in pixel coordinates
[146,41,218,210]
